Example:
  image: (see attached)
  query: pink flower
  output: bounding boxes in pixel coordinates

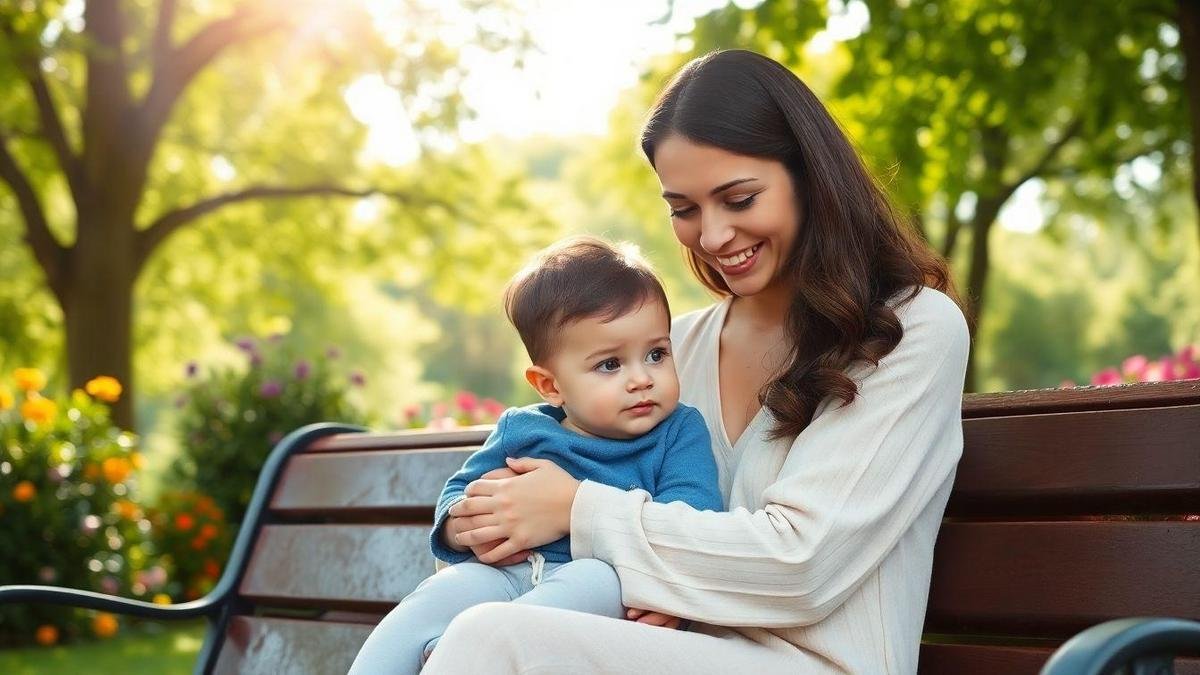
[1121,355,1148,379]
[402,404,421,422]
[1140,360,1166,383]
[1091,368,1123,386]
[259,380,283,398]
[455,391,479,413]
[349,371,366,388]
[432,402,448,419]
[482,398,506,420]
[99,576,120,595]
[1183,362,1200,380]
[428,416,459,430]
[1178,345,1196,364]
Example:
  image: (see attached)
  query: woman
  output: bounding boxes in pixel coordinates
[426,49,970,674]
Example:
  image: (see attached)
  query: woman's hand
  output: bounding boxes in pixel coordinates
[442,467,532,567]
[626,608,683,630]
[449,457,581,564]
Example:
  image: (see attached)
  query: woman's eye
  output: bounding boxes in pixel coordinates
[645,348,668,364]
[728,194,757,211]
[596,358,620,373]
[668,204,697,218]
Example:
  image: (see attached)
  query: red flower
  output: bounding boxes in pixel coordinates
[174,513,195,531]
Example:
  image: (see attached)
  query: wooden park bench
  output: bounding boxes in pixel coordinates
[2,380,1199,674]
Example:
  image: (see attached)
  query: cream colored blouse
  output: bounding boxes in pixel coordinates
[570,286,970,674]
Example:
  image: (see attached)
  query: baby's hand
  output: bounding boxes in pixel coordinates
[625,608,683,630]
[460,465,530,566]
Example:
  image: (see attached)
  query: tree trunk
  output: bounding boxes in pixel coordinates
[962,196,1006,393]
[64,214,137,428]
[1178,0,1200,256]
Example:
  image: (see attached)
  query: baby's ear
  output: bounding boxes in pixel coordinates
[524,365,564,406]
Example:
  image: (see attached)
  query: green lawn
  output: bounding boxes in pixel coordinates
[0,620,206,674]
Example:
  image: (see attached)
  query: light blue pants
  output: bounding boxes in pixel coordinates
[346,555,623,674]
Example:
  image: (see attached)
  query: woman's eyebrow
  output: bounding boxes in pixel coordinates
[662,177,758,199]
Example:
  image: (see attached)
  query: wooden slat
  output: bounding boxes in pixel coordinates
[963,380,1200,418]
[949,404,1200,517]
[918,643,1200,675]
[926,521,1200,637]
[240,525,434,611]
[271,448,473,517]
[306,427,490,453]
[213,616,371,675]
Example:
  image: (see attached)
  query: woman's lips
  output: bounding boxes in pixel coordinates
[716,243,762,276]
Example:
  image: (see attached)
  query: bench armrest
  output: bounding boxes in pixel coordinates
[0,585,215,620]
[1040,617,1200,675]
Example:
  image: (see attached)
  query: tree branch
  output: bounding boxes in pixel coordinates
[140,5,288,156]
[152,0,178,69]
[0,131,68,301]
[0,19,84,197]
[1006,117,1084,199]
[134,183,435,269]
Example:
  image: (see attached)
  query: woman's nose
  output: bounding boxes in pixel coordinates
[699,210,735,254]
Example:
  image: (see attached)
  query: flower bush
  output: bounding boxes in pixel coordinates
[169,337,369,526]
[399,390,507,429]
[0,370,152,646]
[1064,344,1200,387]
[146,490,232,601]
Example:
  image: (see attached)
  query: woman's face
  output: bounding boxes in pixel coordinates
[652,134,802,299]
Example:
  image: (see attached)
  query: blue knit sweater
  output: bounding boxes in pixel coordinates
[430,403,723,564]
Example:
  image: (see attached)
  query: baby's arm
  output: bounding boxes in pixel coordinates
[651,407,724,511]
[430,412,513,563]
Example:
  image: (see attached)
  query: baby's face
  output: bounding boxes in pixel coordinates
[545,298,680,439]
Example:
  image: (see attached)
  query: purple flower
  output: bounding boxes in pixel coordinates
[293,360,311,380]
[326,346,341,360]
[235,337,257,353]
[185,361,198,378]
[259,380,283,398]
[249,353,263,368]
[268,332,285,344]
[349,371,366,387]
[100,575,120,595]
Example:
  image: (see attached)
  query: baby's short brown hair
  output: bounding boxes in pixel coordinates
[504,236,671,364]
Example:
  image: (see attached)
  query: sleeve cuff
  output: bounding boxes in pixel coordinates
[430,495,473,564]
[569,479,648,561]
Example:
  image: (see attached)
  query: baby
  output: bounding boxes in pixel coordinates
[347,235,722,674]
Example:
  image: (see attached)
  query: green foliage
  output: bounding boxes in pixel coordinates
[0,376,150,646]
[168,336,368,524]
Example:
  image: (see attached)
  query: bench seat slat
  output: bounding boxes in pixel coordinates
[213,616,371,675]
[240,525,434,611]
[927,520,1200,637]
[271,449,470,517]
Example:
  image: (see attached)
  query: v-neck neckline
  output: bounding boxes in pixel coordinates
[709,297,769,452]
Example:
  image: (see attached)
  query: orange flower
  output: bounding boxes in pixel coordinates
[203,559,221,580]
[199,523,219,540]
[13,368,46,392]
[0,387,13,410]
[35,624,59,646]
[84,375,122,403]
[20,395,57,425]
[83,463,100,481]
[12,480,36,502]
[114,500,140,520]
[174,513,195,531]
[190,535,207,550]
[92,612,118,638]
[129,452,145,469]
[101,457,131,484]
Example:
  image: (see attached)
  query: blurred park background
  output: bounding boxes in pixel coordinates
[1,0,1197,666]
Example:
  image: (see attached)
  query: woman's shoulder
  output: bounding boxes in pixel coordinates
[888,285,971,357]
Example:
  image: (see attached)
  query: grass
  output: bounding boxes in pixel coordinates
[0,619,207,675]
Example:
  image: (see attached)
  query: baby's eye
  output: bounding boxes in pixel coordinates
[595,358,621,373]
[645,347,669,364]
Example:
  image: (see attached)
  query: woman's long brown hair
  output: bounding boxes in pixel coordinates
[642,49,965,439]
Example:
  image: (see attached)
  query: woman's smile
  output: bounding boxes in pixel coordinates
[714,242,763,276]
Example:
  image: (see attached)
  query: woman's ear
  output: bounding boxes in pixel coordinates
[525,365,564,406]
